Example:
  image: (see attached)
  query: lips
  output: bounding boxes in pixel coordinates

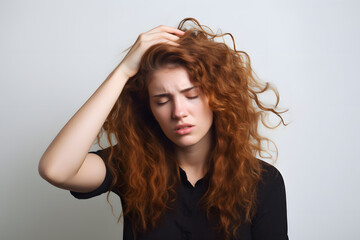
[174,124,194,135]
[175,124,194,130]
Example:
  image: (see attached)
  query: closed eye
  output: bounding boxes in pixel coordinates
[156,100,169,106]
[155,96,170,105]
[187,95,199,99]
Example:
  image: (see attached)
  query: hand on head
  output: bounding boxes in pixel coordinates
[120,25,185,79]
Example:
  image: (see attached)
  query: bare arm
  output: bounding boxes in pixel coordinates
[38,65,128,187]
[38,25,185,192]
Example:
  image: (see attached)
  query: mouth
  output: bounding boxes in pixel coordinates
[174,124,194,135]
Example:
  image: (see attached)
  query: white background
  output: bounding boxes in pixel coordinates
[1,0,359,239]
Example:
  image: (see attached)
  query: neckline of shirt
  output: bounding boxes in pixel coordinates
[179,166,211,189]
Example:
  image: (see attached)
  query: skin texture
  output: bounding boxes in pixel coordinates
[148,66,214,181]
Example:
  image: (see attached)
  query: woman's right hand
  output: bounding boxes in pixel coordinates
[118,25,185,79]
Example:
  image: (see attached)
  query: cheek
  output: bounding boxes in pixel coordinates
[150,104,169,125]
[201,104,214,125]
[204,108,213,122]
[197,98,212,117]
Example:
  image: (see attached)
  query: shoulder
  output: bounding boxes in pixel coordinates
[250,160,289,239]
[90,145,119,164]
[90,145,114,158]
[256,159,287,203]
[258,159,285,187]
[69,145,120,199]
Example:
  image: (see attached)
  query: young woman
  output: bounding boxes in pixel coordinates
[39,18,289,240]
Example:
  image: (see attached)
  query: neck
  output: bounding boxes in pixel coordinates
[175,130,213,176]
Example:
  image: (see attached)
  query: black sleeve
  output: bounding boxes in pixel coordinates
[69,148,113,199]
[251,161,289,240]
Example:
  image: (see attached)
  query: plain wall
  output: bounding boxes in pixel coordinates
[1,0,359,239]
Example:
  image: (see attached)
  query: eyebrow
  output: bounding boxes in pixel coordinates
[151,86,198,98]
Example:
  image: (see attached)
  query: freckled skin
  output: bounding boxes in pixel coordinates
[148,66,213,149]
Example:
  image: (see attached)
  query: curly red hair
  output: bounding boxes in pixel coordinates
[97,18,287,240]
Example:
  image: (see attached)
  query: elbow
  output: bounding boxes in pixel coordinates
[38,161,53,183]
[38,157,50,180]
[38,157,69,185]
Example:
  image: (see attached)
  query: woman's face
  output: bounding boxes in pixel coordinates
[148,66,213,148]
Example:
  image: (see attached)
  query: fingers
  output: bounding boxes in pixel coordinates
[141,31,181,45]
[137,25,185,48]
[117,25,185,79]
[147,25,185,37]
[146,37,180,48]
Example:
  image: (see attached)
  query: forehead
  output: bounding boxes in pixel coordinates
[148,66,193,93]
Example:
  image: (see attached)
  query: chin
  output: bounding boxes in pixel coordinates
[172,138,200,148]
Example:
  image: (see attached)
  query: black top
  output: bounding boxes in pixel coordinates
[70,148,289,240]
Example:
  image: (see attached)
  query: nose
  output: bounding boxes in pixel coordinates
[172,97,188,119]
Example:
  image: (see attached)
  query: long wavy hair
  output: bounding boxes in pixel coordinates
[97,18,287,240]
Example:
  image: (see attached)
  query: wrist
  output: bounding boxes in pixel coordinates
[114,63,134,81]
